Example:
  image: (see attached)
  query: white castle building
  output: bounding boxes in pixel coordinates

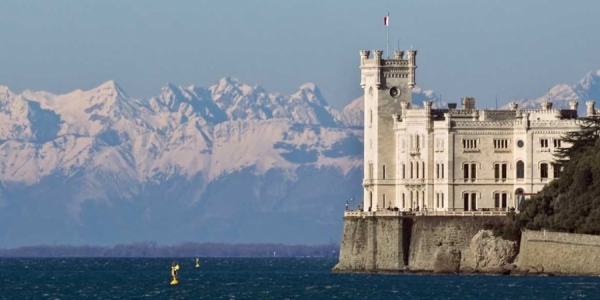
[360,49,593,213]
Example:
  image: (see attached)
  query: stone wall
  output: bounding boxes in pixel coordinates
[333,216,410,272]
[408,216,509,272]
[518,230,600,275]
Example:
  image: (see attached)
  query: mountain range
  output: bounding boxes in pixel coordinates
[0,69,598,247]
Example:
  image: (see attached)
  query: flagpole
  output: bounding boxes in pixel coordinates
[386,12,390,58]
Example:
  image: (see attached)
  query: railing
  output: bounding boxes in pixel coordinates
[343,210,508,217]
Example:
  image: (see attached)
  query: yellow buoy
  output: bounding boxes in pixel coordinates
[170,262,180,285]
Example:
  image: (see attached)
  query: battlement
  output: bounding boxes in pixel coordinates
[360,49,417,88]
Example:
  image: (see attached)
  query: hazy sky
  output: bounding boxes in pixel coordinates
[0,0,598,109]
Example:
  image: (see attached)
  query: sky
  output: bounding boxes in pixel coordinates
[0,0,599,109]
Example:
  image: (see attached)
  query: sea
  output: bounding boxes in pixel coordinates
[1,257,599,299]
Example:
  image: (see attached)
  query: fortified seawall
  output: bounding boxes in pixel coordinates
[334,214,600,275]
[333,214,513,273]
[518,231,600,275]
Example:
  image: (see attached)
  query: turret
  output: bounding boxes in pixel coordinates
[508,101,518,110]
[423,100,432,114]
[407,50,417,88]
[359,50,370,87]
[461,97,476,110]
[372,50,383,88]
[569,100,578,111]
[541,100,552,110]
[587,101,596,117]
[394,50,404,59]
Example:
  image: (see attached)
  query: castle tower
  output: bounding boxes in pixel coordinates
[360,49,416,211]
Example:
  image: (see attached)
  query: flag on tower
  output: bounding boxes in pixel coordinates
[384,14,389,26]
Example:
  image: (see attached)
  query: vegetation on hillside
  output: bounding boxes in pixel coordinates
[516,116,600,235]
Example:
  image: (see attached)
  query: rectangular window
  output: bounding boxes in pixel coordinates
[553,139,561,148]
[402,193,405,208]
[463,139,478,150]
[436,163,440,179]
[402,164,406,179]
[540,139,549,148]
[410,162,414,178]
[470,164,477,179]
[494,164,500,179]
[501,193,507,208]
[494,139,509,149]
[494,193,500,208]
[436,193,440,208]
[501,164,507,180]
[463,193,469,211]
[463,164,469,179]
[441,193,444,208]
[441,164,444,179]
[382,165,386,179]
[383,194,386,209]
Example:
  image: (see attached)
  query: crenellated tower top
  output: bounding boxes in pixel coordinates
[359,49,417,90]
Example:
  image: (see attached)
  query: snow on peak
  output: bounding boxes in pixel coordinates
[576,69,600,91]
[503,69,600,114]
[0,85,13,99]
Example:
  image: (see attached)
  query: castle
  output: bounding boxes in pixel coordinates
[357,49,590,214]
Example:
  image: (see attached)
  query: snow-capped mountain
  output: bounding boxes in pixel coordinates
[0,78,365,247]
[0,69,597,247]
[503,69,600,115]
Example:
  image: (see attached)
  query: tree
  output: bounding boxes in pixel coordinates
[554,116,600,167]
[518,133,600,235]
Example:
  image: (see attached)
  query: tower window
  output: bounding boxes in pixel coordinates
[382,165,386,179]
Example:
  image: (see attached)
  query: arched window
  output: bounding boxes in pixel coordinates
[540,163,549,179]
[416,162,420,178]
[516,161,524,179]
[402,164,406,179]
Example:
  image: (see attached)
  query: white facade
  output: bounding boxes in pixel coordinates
[361,49,589,212]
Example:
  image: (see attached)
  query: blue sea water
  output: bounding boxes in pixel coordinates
[0,258,599,299]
